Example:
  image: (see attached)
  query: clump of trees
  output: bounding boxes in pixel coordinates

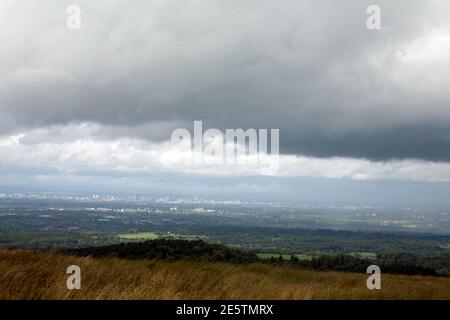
[268,253,441,276]
[64,239,258,264]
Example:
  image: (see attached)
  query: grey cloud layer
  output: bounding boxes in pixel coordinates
[1,0,450,160]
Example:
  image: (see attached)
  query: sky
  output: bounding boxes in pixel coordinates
[1,0,450,205]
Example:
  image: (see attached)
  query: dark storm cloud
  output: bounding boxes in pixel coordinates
[1,0,450,161]
[281,124,450,161]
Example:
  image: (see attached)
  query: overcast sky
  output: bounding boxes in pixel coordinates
[1,0,450,204]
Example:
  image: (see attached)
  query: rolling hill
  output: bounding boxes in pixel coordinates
[1,248,449,300]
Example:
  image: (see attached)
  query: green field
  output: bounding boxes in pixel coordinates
[350,252,377,260]
[117,232,208,242]
[257,253,313,261]
[257,252,376,261]
[117,232,159,241]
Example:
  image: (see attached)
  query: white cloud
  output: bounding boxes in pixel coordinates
[1,123,450,182]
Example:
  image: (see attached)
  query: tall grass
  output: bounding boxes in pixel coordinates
[1,249,449,300]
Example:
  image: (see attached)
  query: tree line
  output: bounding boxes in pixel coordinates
[63,239,449,277]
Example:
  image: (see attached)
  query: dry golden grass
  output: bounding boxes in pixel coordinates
[0,249,449,300]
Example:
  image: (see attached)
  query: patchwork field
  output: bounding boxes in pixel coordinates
[117,232,159,240]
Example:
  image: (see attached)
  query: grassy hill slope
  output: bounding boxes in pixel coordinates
[1,248,449,300]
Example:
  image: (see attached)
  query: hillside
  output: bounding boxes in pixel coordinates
[1,248,449,300]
